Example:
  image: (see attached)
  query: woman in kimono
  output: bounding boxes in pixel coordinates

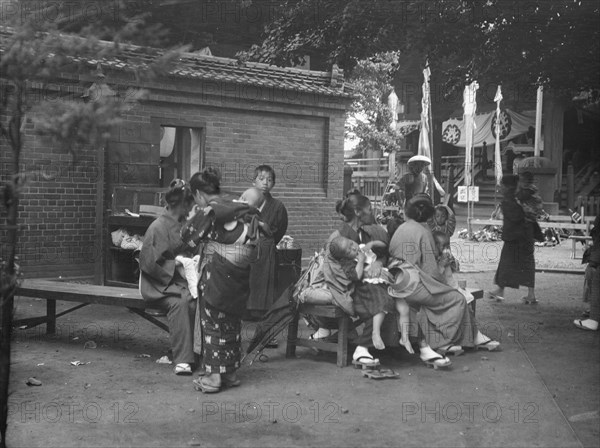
[247,165,289,320]
[139,179,196,376]
[188,167,258,393]
[388,193,500,365]
[488,174,538,303]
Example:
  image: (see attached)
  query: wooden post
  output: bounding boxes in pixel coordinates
[567,163,574,209]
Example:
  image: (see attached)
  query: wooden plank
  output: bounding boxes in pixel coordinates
[17,279,146,309]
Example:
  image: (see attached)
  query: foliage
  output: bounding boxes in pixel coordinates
[0,4,179,446]
[346,51,405,156]
[243,0,600,96]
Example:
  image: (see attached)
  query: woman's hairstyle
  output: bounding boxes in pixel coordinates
[165,178,192,207]
[337,193,371,222]
[254,165,276,185]
[404,193,435,222]
[386,215,405,238]
[190,167,221,195]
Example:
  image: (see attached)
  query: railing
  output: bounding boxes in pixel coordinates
[441,155,483,202]
[344,157,389,173]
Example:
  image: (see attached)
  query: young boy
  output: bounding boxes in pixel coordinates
[326,236,414,354]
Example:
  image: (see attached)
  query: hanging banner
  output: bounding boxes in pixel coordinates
[442,108,536,148]
[418,65,432,160]
[463,81,479,186]
[494,86,503,186]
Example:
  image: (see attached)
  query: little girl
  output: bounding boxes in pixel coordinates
[432,231,474,304]
[325,236,414,354]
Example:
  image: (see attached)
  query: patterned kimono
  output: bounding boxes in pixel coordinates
[182,197,258,374]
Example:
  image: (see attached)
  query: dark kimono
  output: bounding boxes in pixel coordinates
[248,192,288,314]
[494,197,535,288]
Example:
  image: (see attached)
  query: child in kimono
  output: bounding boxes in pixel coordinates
[432,231,474,304]
[427,204,456,237]
[326,236,414,354]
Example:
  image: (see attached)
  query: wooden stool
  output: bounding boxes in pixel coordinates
[286,303,350,367]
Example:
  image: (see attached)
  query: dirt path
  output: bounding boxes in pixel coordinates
[6,250,599,447]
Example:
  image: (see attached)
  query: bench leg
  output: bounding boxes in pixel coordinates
[286,308,299,359]
[46,299,56,335]
[336,315,349,367]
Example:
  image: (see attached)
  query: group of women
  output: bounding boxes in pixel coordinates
[139,166,287,393]
[138,163,502,395]
[311,190,500,369]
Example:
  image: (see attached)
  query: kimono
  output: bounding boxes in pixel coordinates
[139,210,195,365]
[181,197,258,374]
[494,196,536,288]
[248,192,288,314]
[389,219,478,349]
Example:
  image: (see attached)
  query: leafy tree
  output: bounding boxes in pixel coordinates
[243,0,600,95]
[346,51,405,157]
[0,4,178,445]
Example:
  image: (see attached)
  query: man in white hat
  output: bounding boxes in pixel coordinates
[396,155,445,208]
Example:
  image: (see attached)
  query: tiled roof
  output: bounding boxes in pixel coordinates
[0,26,354,98]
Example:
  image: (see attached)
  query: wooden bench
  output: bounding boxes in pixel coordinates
[286,303,350,367]
[14,279,168,334]
[286,288,483,368]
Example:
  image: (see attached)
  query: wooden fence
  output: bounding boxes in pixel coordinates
[576,195,600,217]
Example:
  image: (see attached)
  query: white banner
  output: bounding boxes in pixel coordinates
[442,109,536,148]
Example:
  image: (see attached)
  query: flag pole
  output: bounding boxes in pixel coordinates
[534,85,543,158]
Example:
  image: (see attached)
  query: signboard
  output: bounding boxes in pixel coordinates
[457,186,479,202]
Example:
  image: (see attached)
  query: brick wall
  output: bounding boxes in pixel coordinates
[1,74,350,280]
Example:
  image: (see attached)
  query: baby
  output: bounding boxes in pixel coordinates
[432,231,474,304]
[516,171,545,242]
[177,187,268,299]
[327,236,414,354]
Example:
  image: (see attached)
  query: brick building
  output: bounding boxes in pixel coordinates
[1,33,354,282]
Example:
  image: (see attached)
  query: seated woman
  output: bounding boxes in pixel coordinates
[326,236,413,353]
[307,192,421,367]
[139,179,197,376]
[388,193,500,362]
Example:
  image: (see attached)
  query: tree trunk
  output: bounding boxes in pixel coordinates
[0,88,23,448]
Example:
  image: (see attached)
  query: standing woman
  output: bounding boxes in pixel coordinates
[247,165,289,319]
[488,174,537,303]
[189,167,256,393]
[139,179,196,376]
